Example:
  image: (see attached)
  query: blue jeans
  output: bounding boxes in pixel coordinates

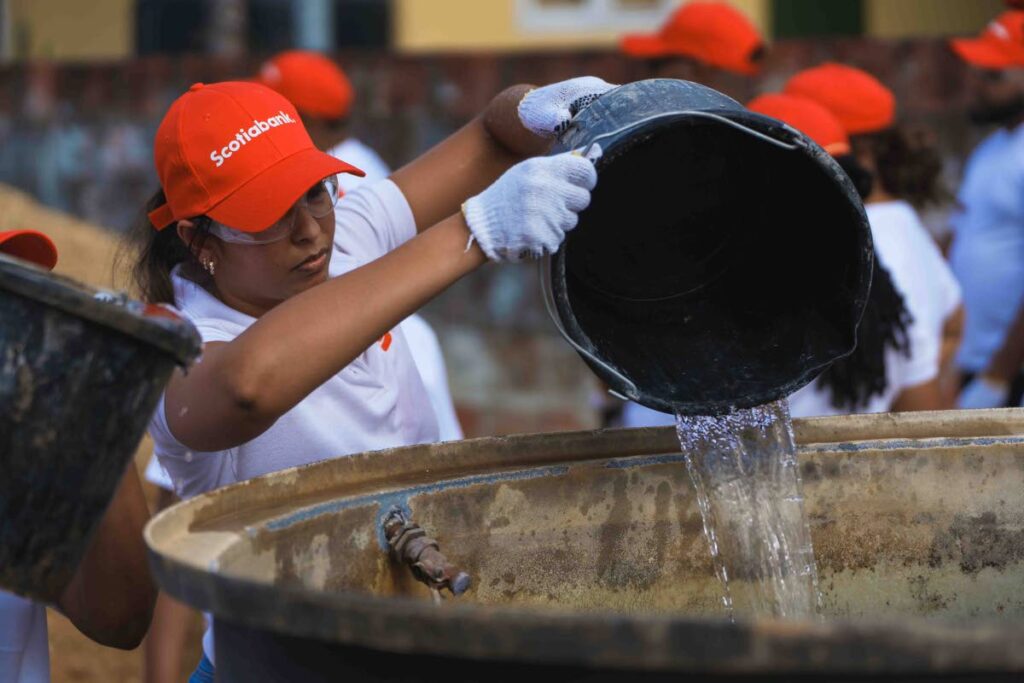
[189,653,215,683]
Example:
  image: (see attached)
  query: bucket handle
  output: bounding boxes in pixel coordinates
[539,253,639,402]
[572,110,801,159]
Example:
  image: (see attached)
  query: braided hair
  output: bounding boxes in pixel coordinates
[815,155,913,411]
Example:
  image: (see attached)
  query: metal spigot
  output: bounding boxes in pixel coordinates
[382,507,471,603]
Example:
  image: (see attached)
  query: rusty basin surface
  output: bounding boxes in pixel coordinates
[146,409,1024,681]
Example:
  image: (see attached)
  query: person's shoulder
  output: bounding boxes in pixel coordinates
[330,138,391,178]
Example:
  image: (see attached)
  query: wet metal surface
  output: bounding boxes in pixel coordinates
[147,410,1024,676]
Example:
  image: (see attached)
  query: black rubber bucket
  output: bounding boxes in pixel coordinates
[543,79,873,416]
[0,254,200,602]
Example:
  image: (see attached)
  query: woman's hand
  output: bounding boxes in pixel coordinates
[462,151,598,262]
[394,78,616,232]
[517,76,618,138]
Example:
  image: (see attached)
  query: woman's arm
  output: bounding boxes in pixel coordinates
[391,85,549,232]
[393,78,614,231]
[891,378,947,412]
[58,464,156,649]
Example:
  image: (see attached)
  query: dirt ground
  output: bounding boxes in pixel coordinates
[2,184,205,680]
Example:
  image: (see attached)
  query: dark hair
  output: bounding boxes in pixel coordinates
[117,188,212,304]
[816,258,912,411]
[836,154,875,200]
[854,126,949,209]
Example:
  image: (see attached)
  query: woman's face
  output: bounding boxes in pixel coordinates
[181,197,336,317]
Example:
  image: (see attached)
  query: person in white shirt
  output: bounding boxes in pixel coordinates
[126,76,612,681]
[744,93,945,417]
[947,10,1024,409]
[0,230,156,683]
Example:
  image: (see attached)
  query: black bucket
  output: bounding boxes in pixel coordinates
[0,254,200,602]
[543,79,873,416]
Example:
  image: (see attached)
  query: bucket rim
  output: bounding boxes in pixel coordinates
[0,253,201,366]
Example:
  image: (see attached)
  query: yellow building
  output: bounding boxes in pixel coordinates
[393,0,1007,53]
[2,0,134,62]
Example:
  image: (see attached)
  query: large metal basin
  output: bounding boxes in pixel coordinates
[146,409,1024,681]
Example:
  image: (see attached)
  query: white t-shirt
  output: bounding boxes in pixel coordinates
[0,591,49,683]
[149,179,439,500]
[328,137,392,194]
[400,314,463,442]
[867,200,962,338]
[950,124,1024,372]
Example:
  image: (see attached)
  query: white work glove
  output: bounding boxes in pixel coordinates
[462,151,598,262]
[957,376,1011,409]
[518,76,617,138]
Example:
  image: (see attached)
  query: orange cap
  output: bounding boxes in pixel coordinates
[0,230,58,270]
[620,2,764,76]
[147,81,363,232]
[258,50,354,120]
[747,94,851,157]
[950,11,1024,70]
[783,63,895,135]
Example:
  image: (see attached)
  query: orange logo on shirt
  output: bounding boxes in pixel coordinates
[379,332,392,351]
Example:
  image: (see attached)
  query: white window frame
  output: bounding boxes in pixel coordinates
[516,0,680,34]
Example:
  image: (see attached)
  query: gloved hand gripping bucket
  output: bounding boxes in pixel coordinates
[0,254,200,602]
[542,79,874,416]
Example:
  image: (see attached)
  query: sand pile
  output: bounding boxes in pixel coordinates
[0,183,124,290]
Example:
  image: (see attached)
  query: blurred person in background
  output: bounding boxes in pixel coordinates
[620,1,764,99]
[947,9,1024,409]
[746,95,943,416]
[784,63,963,408]
[128,75,611,681]
[610,0,765,429]
[0,231,156,683]
[259,50,463,441]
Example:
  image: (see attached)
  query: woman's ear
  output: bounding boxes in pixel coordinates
[176,219,221,264]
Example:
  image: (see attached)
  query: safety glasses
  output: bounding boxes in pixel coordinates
[209,175,340,245]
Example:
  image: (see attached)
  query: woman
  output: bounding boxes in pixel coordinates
[747,93,941,416]
[125,76,613,680]
[784,64,963,407]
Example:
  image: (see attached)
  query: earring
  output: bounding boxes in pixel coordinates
[202,258,216,276]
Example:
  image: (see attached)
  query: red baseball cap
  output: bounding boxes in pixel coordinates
[620,2,764,75]
[148,81,363,233]
[258,50,354,120]
[950,11,1024,69]
[0,230,58,270]
[747,94,851,157]
[783,63,895,136]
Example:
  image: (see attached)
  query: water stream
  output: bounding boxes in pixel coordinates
[675,399,821,619]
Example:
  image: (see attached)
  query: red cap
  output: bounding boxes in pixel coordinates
[950,11,1024,69]
[783,63,895,135]
[148,81,363,232]
[258,50,354,120]
[620,1,763,75]
[747,94,851,157]
[0,230,58,270]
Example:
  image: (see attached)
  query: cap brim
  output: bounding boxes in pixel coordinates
[0,230,58,270]
[950,37,1017,69]
[206,148,364,233]
[620,34,672,58]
